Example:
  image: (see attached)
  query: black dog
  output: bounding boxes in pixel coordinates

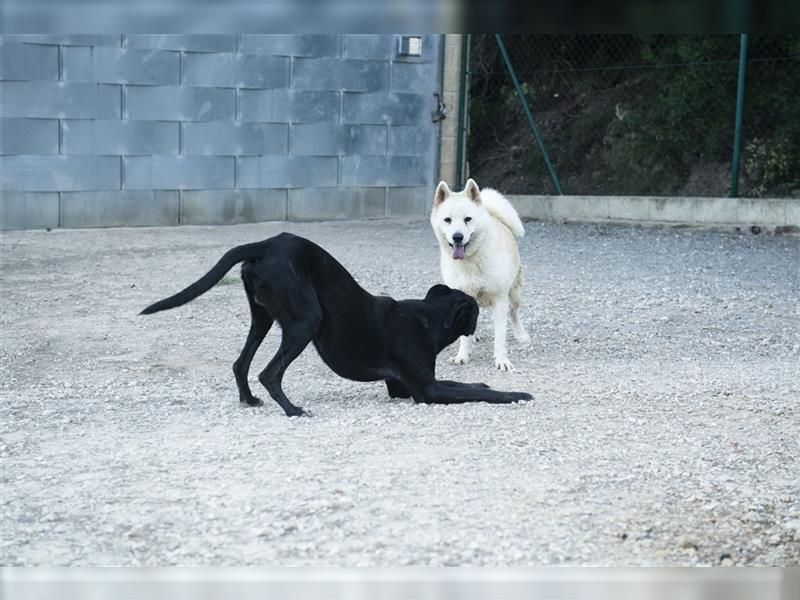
[141,233,532,416]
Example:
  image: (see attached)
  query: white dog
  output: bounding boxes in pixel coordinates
[431,178,531,371]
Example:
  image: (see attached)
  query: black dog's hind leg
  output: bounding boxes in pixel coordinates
[386,378,412,398]
[257,285,322,417]
[234,286,274,407]
[258,324,314,417]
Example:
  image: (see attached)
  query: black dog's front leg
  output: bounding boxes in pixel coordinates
[415,381,532,405]
[386,379,490,399]
[438,380,490,389]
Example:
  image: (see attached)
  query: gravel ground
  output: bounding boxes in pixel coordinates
[1,218,799,567]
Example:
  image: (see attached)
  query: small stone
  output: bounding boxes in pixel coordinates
[784,519,800,532]
[719,550,734,561]
[678,534,699,550]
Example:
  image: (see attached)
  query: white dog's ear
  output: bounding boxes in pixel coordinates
[464,179,481,204]
[434,181,451,206]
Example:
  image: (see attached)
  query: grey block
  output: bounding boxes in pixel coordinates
[389,125,433,155]
[512,195,555,220]
[551,196,610,221]
[182,122,287,156]
[387,187,429,216]
[62,47,180,85]
[1,156,120,191]
[342,35,394,60]
[292,58,388,92]
[0,42,59,81]
[605,196,653,221]
[648,197,708,223]
[182,52,235,87]
[291,123,386,156]
[737,198,786,225]
[390,61,438,93]
[236,54,290,89]
[123,156,234,190]
[288,187,385,220]
[183,53,289,89]
[1,118,59,155]
[125,86,234,121]
[61,46,93,81]
[238,156,338,188]
[61,190,180,227]
[239,35,340,57]
[125,35,236,53]
[236,157,259,186]
[62,120,179,155]
[347,126,389,156]
[239,89,339,123]
[1,81,105,118]
[3,35,120,47]
[688,197,738,224]
[340,156,428,186]
[786,199,800,227]
[342,92,430,125]
[0,191,59,230]
[181,189,287,224]
[98,84,122,118]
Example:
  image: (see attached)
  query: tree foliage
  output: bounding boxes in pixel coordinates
[467,35,800,196]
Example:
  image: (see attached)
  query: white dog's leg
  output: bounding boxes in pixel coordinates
[510,302,532,348]
[449,335,473,364]
[493,298,513,371]
[510,279,532,349]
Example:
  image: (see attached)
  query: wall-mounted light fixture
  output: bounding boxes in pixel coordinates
[398,36,423,57]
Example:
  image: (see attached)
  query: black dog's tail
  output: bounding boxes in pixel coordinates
[140,241,267,315]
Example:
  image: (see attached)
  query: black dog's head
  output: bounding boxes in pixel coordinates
[425,284,479,347]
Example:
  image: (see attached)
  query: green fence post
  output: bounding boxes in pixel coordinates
[494,34,563,195]
[730,34,749,198]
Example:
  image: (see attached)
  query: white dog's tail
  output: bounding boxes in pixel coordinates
[480,188,525,238]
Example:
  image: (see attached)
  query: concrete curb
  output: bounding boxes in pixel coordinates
[510,195,800,231]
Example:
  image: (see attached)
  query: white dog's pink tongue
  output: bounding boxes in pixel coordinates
[452,245,466,260]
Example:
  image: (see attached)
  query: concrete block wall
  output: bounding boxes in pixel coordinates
[1,35,443,229]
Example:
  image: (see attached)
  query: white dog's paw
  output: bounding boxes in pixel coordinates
[517,335,533,350]
[473,335,482,343]
[449,354,470,365]
[495,357,514,371]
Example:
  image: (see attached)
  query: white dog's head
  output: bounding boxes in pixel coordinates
[431,179,488,261]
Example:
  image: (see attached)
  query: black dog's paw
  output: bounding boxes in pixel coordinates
[514,392,534,402]
[241,396,264,407]
[286,406,312,417]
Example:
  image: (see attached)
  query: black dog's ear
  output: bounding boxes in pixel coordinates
[425,284,451,300]
[444,297,478,334]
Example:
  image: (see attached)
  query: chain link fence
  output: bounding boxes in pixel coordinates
[465,34,800,197]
